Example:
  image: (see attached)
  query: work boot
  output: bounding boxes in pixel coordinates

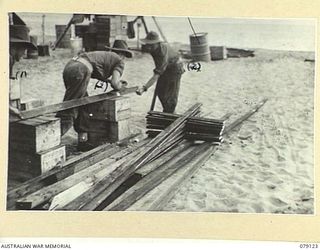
[77,142,96,152]
[77,132,95,152]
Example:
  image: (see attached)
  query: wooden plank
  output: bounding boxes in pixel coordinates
[148,111,225,123]
[49,175,100,210]
[129,144,216,211]
[135,141,192,177]
[223,98,268,134]
[96,142,191,210]
[57,147,147,210]
[9,86,138,122]
[148,145,215,211]
[16,157,117,209]
[106,143,209,211]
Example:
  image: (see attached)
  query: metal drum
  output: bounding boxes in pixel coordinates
[189,32,211,62]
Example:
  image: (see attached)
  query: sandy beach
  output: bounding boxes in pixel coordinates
[11,45,315,214]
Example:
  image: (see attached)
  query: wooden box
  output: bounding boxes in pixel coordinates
[86,96,131,122]
[9,79,21,100]
[9,116,61,153]
[20,98,44,111]
[210,46,227,60]
[9,144,66,176]
[108,119,131,142]
[105,96,130,121]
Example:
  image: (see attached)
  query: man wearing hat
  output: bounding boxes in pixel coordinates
[136,31,185,113]
[9,21,38,118]
[56,40,133,150]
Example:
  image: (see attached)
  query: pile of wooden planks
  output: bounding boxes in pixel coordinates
[146,111,225,143]
[11,103,202,210]
[8,99,268,211]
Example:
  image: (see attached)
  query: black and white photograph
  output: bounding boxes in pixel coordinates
[6,12,315,214]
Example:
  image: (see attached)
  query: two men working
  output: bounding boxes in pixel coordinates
[9,23,184,150]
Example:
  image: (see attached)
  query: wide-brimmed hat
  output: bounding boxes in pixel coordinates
[10,25,37,50]
[140,31,161,44]
[105,40,133,58]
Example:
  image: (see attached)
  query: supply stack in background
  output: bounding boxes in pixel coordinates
[57,14,129,52]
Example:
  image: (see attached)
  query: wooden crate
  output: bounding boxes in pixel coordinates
[20,98,44,111]
[86,96,131,122]
[9,144,66,176]
[210,46,227,60]
[108,119,131,142]
[9,116,61,153]
[105,96,130,121]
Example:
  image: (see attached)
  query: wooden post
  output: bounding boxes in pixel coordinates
[152,16,168,43]
[42,14,45,45]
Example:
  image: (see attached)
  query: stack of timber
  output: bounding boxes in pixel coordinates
[146,111,225,143]
[12,103,201,210]
[105,99,268,211]
[9,100,268,211]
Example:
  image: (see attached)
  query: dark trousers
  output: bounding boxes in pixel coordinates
[156,62,184,113]
[56,60,91,135]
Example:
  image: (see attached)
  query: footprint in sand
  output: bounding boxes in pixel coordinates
[278,168,294,177]
[277,155,286,162]
[268,175,284,184]
[251,203,265,213]
[269,197,288,207]
[188,198,205,210]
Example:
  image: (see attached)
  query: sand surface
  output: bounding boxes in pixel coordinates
[12,47,315,214]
